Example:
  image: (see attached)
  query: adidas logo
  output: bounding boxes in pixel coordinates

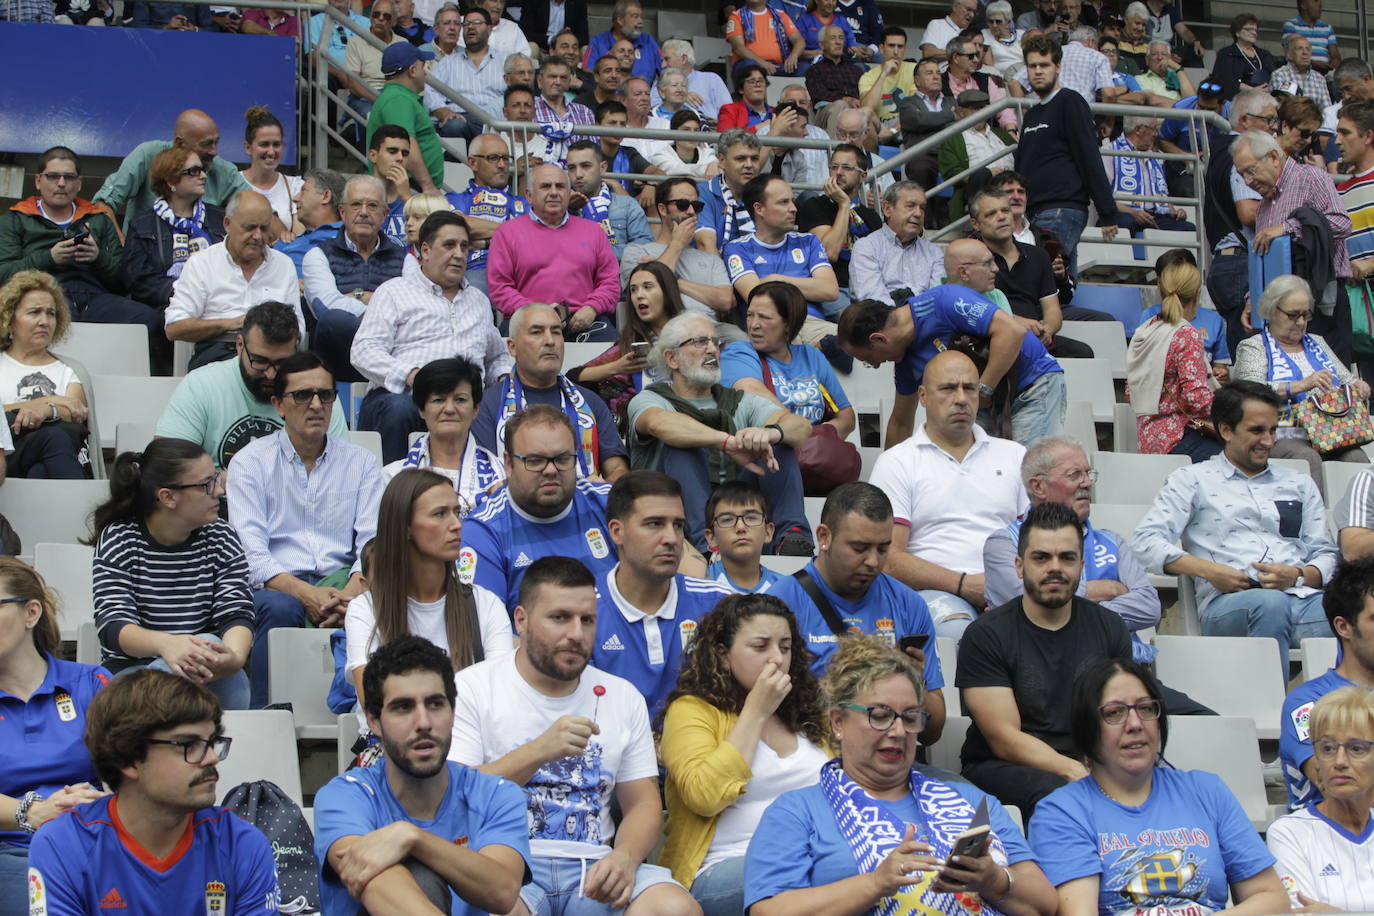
[754,255,766,264]
[514,552,532,568]
[99,888,128,909]
[601,634,625,651]
[1319,863,1340,877]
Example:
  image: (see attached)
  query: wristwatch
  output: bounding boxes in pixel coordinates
[765,423,785,443]
[978,383,996,399]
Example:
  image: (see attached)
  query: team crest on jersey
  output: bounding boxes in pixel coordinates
[586,528,610,559]
[28,869,48,916]
[679,619,697,647]
[204,880,227,914]
[876,617,896,643]
[1290,701,1315,741]
[790,247,805,264]
[54,690,77,722]
[457,547,477,584]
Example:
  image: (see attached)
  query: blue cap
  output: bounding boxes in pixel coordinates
[382,42,435,74]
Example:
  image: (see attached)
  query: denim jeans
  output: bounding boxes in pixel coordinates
[517,855,680,915]
[0,842,28,916]
[119,633,251,710]
[691,856,746,916]
[1205,250,1249,359]
[1030,207,1089,277]
[1201,590,1329,682]
[1009,372,1066,447]
[919,589,977,641]
[1168,426,1224,464]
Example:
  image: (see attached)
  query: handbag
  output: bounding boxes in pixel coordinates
[1295,384,1374,454]
[757,355,860,494]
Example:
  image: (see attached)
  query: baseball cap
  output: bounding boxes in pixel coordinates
[382,43,435,74]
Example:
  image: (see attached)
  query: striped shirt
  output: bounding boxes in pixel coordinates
[1271,63,1332,108]
[533,95,595,166]
[1282,16,1338,68]
[1338,166,1374,266]
[425,48,505,120]
[92,519,254,671]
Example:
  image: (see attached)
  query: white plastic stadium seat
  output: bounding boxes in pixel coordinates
[1153,635,1286,739]
[928,714,969,774]
[1163,715,1282,830]
[217,709,304,807]
[338,713,360,775]
[1112,402,1138,453]
[57,323,150,377]
[1059,321,1128,380]
[114,422,157,457]
[348,430,384,465]
[33,542,95,642]
[1064,400,1098,454]
[0,479,107,549]
[267,628,342,740]
[1058,358,1115,423]
[89,374,181,450]
[1322,462,1368,511]
[1301,637,1339,681]
[936,636,959,715]
[1090,452,1188,505]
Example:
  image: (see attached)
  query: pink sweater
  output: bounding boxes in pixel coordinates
[486,213,622,317]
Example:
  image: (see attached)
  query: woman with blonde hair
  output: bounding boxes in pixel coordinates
[1126,255,1220,461]
[400,192,455,279]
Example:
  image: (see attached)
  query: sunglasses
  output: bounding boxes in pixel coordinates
[181,165,207,177]
[282,387,339,405]
[1199,81,1222,92]
[667,198,706,213]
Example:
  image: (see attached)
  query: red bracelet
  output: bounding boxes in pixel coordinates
[722,433,732,450]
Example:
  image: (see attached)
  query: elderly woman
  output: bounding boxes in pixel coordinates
[1030,658,1290,916]
[0,558,109,916]
[1267,686,1374,912]
[1116,3,1153,71]
[1212,14,1277,99]
[1232,274,1371,480]
[1127,260,1220,461]
[744,634,1056,916]
[720,282,855,440]
[983,0,1024,76]
[654,67,696,121]
[0,271,89,480]
[659,594,830,915]
[1277,95,1326,167]
[119,146,226,309]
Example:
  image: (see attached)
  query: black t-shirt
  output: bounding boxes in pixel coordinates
[956,596,1132,766]
[991,240,1058,321]
[795,196,881,289]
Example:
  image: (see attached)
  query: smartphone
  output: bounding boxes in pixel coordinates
[898,634,929,653]
[947,797,992,860]
[1043,239,1063,262]
[67,223,90,245]
[630,341,650,357]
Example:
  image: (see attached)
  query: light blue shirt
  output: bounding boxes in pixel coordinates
[1131,453,1337,611]
[307,9,370,64]
[226,429,385,587]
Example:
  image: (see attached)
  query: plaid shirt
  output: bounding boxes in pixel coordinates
[1270,63,1332,108]
[0,0,54,21]
[804,57,865,103]
[1257,157,1352,278]
[534,95,596,166]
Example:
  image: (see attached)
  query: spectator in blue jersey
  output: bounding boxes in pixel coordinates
[451,556,701,916]
[273,168,343,278]
[589,471,732,716]
[837,248,1067,448]
[461,404,619,613]
[89,438,253,710]
[26,670,279,913]
[584,0,661,81]
[703,480,825,609]
[1136,248,1231,380]
[227,351,384,708]
[788,482,945,735]
[1279,555,1374,811]
[0,558,109,915]
[472,303,630,482]
[305,175,407,384]
[720,282,855,439]
[658,593,831,913]
[695,129,764,256]
[628,313,815,556]
[566,141,654,260]
[451,133,529,295]
[724,175,841,346]
[743,634,1054,916]
[1030,657,1287,916]
[316,634,530,914]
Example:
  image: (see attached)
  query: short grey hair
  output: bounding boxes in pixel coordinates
[652,312,714,375]
[946,35,973,59]
[986,0,1013,19]
[509,301,561,338]
[1231,128,1282,161]
[434,2,461,17]
[303,167,344,204]
[1281,32,1310,50]
[611,0,641,22]
[1068,25,1097,44]
[1255,274,1312,321]
[882,179,926,207]
[820,24,845,42]
[1021,435,1087,489]
[1230,89,1278,131]
[657,66,687,91]
[505,52,535,75]
[224,188,256,221]
[662,38,695,65]
[1124,114,1158,133]
[1123,1,1149,21]
[619,75,652,96]
[343,174,386,203]
[716,127,761,160]
[1148,40,1171,54]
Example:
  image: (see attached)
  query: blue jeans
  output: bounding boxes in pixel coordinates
[1201,590,1329,682]
[691,856,745,916]
[1206,249,1249,360]
[919,589,977,641]
[0,842,28,916]
[518,855,680,915]
[311,308,365,383]
[1169,426,1223,463]
[250,589,308,708]
[1009,372,1066,447]
[359,387,425,464]
[1030,207,1089,278]
[119,633,250,710]
[659,443,813,555]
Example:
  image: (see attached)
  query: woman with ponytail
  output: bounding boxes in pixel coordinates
[1125,255,1221,461]
[88,438,254,709]
[0,558,109,915]
[240,105,303,236]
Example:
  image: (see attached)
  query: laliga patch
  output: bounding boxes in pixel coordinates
[54,690,77,722]
[457,547,477,584]
[726,254,744,276]
[28,869,48,916]
[204,880,227,914]
[1291,701,1315,742]
[586,528,610,559]
[790,247,805,264]
[679,619,698,647]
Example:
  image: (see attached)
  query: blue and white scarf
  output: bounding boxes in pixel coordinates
[495,373,599,478]
[718,179,756,245]
[1109,135,1168,215]
[740,2,789,46]
[153,197,213,278]
[580,183,616,244]
[820,758,1010,916]
[1262,329,1337,424]
[399,433,504,515]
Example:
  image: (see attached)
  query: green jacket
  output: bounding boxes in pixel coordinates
[93,140,248,231]
[367,81,445,188]
[0,196,126,290]
[938,125,1017,222]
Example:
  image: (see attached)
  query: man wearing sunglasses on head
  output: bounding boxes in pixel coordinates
[227,351,384,708]
[26,669,279,914]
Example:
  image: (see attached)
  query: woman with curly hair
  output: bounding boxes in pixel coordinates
[658,593,829,915]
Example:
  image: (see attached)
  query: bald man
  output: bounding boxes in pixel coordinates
[837,242,1065,447]
[166,190,304,370]
[870,349,1029,638]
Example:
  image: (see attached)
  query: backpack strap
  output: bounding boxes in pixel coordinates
[793,568,849,637]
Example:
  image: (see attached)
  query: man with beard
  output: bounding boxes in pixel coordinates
[450,556,700,916]
[156,301,347,469]
[628,313,813,555]
[426,4,506,142]
[25,670,279,913]
[315,635,531,914]
[956,500,1132,817]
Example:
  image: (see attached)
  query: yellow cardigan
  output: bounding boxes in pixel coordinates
[658,695,833,888]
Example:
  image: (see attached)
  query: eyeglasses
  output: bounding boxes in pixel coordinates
[830,162,864,173]
[742,77,768,86]
[371,11,393,19]
[1245,113,1277,126]
[167,471,224,496]
[345,200,384,211]
[179,165,207,177]
[1275,306,1313,322]
[956,50,981,58]
[712,510,767,528]
[962,256,996,270]
[462,18,486,25]
[242,347,286,372]
[472,153,513,164]
[146,734,232,764]
[40,172,80,183]
[844,703,929,732]
[1290,125,1316,140]
[1056,467,1099,484]
[510,451,577,471]
[987,16,1007,23]
[667,198,706,213]
[1097,699,1162,725]
[283,387,339,405]
[1313,737,1374,761]
[0,596,35,608]
[675,335,724,350]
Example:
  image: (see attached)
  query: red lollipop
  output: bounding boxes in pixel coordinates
[592,685,606,721]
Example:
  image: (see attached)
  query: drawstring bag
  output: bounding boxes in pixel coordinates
[222,779,320,914]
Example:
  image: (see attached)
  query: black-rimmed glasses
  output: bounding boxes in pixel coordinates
[167,471,223,496]
[844,703,928,731]
[1097,699,1162,725]
[712,510,767,529]
[510,451,577,471]
[146,734,232,764]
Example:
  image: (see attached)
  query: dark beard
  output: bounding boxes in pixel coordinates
[239,358,274,404]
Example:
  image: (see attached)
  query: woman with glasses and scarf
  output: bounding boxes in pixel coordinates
[119,146,225,310]
[1030,657,1288,916]
[745,634,1056,916]
[87,437,254,709]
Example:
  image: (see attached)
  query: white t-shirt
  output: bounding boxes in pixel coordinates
[921,16,961,55]
[699,735,828,873]
[869,424,1027,574]
[242,172,303,228]
[449,653,658,859]
[1268,805,1374,912]
[0,353,77,405]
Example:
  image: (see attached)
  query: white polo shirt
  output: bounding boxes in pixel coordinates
[165,242,304,339]
[869,423,1026,574]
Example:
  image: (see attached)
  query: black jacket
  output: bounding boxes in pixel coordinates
[1211,42,1277,101]
[119,205,227,309]
[519,0,588,51]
